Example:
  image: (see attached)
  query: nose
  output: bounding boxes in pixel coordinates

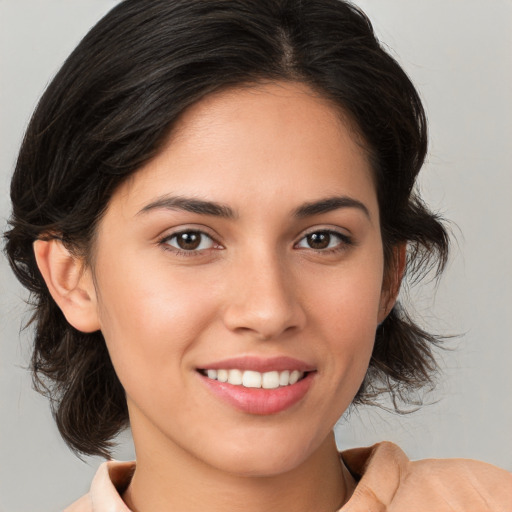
[221,251,306,340]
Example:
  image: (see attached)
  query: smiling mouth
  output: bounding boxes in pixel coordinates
[198,369,309,389]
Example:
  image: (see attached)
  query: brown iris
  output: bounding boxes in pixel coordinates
[175,232,202,250]
[306,232,331,249]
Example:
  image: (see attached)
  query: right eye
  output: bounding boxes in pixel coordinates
[161,230,216,252]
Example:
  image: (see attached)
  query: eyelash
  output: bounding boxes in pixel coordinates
[294,229,353,254]
[158,228,353,257]
[158,230,221,257]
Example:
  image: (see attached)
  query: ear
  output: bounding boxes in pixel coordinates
[33,239,101,333]
[378,243,407,324]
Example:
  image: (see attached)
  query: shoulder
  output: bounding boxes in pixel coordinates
[397,456,512,511]
[64,460,135,512]
[64,493,92,512]
[341,442,512,512]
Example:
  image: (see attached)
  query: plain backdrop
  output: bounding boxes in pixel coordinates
[1,1,511,510]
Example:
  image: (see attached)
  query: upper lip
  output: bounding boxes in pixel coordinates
[197,356,316,373]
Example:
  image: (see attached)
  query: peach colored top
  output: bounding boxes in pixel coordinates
[65,442,512,511]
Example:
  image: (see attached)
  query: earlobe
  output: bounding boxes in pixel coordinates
[33,239,101,333]
[378,243,407,324]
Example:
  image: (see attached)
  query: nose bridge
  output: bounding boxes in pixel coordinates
[222,246,304,339]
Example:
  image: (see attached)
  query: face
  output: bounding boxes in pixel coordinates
[90,82,390,476]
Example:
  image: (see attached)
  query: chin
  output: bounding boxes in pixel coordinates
[202,430,325,478]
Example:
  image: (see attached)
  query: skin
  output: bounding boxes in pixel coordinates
[36,81,400,512]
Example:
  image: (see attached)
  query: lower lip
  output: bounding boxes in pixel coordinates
[199,372,315,415]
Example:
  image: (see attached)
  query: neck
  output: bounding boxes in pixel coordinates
[123,428,353,512]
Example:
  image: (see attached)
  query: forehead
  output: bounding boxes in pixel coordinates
[109,81,376,218]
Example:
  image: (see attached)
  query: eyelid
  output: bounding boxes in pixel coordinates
[295,225,352,241]
[156,224,221,242]
[158,226,224,255]
[294,226,354,251]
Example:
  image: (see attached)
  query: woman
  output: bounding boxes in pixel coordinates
[3,0,511,510]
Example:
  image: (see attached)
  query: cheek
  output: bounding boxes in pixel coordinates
[308,251,384,378]
[93,254,219,391]
[309,251,384,332]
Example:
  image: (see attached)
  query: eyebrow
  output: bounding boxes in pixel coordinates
[138,195,237,218]
[138,194,370,220]
[294,196,370,219]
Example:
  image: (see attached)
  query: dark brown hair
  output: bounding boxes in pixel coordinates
[4,0,448,458]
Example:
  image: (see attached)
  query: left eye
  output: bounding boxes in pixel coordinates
[296,230,348,250]
[164,231,215,251]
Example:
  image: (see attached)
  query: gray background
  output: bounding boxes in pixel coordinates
[1,1,511,510]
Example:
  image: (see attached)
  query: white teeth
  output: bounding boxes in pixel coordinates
[227,369,243,385]
[217,369,228,382]
[279,370,290,386]
[203,368,305,388]
[289,370,301,385]
[262,371,280,389]
[242,370,262,388]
